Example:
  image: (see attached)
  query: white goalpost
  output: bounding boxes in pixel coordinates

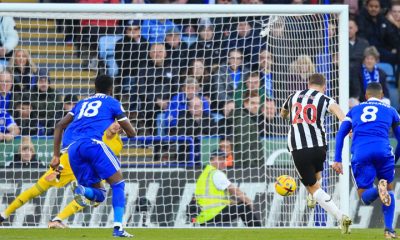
[0,3,349,228]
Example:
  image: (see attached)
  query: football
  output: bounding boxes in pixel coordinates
[275,175,297,196]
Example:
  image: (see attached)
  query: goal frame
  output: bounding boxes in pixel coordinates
[0,2,350,224]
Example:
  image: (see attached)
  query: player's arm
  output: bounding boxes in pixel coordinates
[332,116,352,174]
[328,103,346,122]
[392,123,400,163]
[280,94,292,120]
[51,113,73,169]
[118,118,136,137]
[280,108,289,120]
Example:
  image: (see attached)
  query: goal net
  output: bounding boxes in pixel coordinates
[0,4,349,228]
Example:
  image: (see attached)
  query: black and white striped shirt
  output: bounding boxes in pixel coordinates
[282,89,336,152]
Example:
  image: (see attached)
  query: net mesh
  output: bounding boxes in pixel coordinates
[0,10,343,228]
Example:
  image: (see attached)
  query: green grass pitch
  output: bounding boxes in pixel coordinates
[0,228,388,240]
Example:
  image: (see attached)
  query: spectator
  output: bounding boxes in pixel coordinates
[358,46,390,103]
[227,18,261,69]
[344,0,360,14]
[164,77,210,128]
[288,55,314,92]
[0,69,21,115]
[189,23,226,71]
[77,0,121,69]
[8,49,38,92]
[115,20,148,94]
[234,72,265,109]
[165,28,189,69]
[0,17,18,68]
[30,69,63,135]
[170,95,217,136]
[56,94,79,122]
[258,49,274,98]
[141,19,179,44]
[349,16,369,105]
[62,94,78,113]
[138,43,179,135]
[114,19,148,113]
[185,58,212,101]
[8,136,46,168]
[194,149,261,227]
[219,137,234,168]
[229,92,263,168]
[386,0,400,78]
[259,98,286,137]
[169,95,217,162]
[357,0,400,65]
[211,49,250,115]
[14,100,43,136]
[0,109,20,142]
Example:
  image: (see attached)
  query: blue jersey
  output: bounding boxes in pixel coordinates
[347,98,399,153]
[62,93,126,148]
[0,110,16,133]
[335,98,400,189]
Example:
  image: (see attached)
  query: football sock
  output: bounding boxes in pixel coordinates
[313,188,343,220]
[79,186,106,202]
[361,187,379,205]
[55,200,84,221]
[111,181,125,226]
[382,191,395,232]
[4,183,48,218]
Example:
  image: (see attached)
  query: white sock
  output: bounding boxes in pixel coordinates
[313,188,343,220]
[1,212,7,219]
[114,222,122,229]
[52,217,62,222]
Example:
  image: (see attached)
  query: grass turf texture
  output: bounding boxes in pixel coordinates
[0,228,388,240]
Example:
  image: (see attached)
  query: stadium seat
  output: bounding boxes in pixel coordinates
[98,35,123,77]
[377,62,399,111]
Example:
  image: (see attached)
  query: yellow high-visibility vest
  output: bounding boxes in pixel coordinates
[195,165,230,224]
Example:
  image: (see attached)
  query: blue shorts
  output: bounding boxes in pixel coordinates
[68,138,121,187]
[351,146,395,189]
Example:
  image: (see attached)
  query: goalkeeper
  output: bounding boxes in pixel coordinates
[0,121,123,228]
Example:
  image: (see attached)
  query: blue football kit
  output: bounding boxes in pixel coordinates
[63,93,127,186]
[335,97,400,189]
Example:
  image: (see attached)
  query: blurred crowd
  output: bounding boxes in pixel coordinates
[0,0,399,167]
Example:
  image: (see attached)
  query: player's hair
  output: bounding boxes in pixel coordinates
[308,73,326,87]
[95,75,113,94]
[366,82,383,96]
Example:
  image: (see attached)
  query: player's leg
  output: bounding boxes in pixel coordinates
[48,153,90,228]
[351,162,379,205]
[307,172,321,208]
[68,141,107,206]
[106,170,133,237]
[293,147,351,233]
[85,140,132,238]
[0,174,52,223]
[48,200,85,229]
[376,157,397,238]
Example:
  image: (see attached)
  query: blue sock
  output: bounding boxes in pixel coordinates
[382,191,395,232]
[78,186,106,202]
[111,181,125,226]
[361,188,379,205]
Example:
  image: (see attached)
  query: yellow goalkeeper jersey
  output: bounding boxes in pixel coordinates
[40,132,123,188]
